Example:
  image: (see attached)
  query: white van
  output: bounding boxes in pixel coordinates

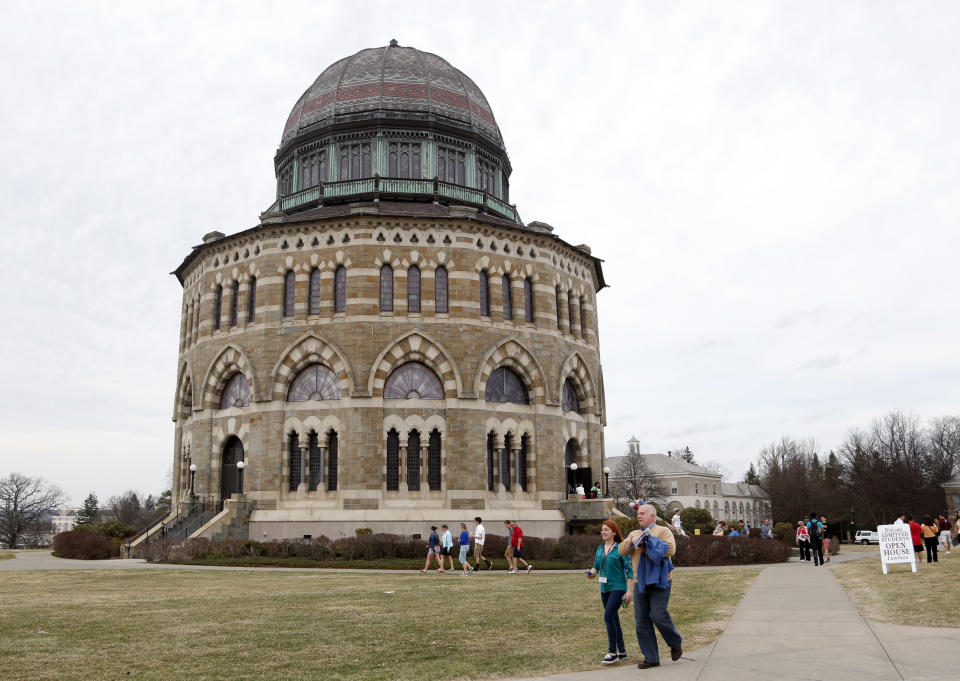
[854,530,879,545]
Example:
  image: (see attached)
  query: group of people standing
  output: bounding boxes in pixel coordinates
[420,517,533,575]
[895,511,957,566]
[795,513,831,565]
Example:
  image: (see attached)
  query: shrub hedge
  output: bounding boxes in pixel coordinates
[143,530,790,567]
[53,529,116,560]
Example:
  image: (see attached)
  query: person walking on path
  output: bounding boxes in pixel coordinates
[440,523,455,572]
[472,516,492,571]
[796,521,810,562]
[420,525,444,573]
[503,520,532,574]
[936,513,952,555]
[921,515,939,563]
[671,511,686,537]
[807,513,824,566]
[820,516,832,562]
[619,503,683,669]
[908,515,924,569]
[457,522,473,575]
[587,520,635,666]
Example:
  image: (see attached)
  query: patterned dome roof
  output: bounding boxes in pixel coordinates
[281,41,503,152]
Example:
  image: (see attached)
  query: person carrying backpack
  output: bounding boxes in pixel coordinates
[806,512,824,566]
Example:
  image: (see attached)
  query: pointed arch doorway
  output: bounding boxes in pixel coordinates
[220,436,244,501]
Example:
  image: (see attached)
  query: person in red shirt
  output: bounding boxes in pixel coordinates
[907,515,924,569]
[503,520,533,574]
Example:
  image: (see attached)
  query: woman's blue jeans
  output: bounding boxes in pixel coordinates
[600,589,626,654]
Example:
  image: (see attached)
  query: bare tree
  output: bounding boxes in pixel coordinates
[0,473,66,549]
[612,446,665,503]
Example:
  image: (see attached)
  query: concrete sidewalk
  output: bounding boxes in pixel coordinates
[511,558,960,681]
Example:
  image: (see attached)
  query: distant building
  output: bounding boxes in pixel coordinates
[50,508,80,534]
[607,438,771,527]
[944,478,960,513]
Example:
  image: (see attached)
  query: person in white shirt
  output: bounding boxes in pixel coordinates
[576,483,586,498]
[440,523,455,571]
[893,513,906,526]
[671,512,685,536]
[472,516,492,571]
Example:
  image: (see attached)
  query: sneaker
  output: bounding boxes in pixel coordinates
[601,653,619,665]
[618,652,627,661]
[507,569,518,574]
[526,564,533,573]
[486,560,493,570]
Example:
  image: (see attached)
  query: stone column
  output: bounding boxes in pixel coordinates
[421,443,429,490]
[399,436,408,492]
[298,444,308,494]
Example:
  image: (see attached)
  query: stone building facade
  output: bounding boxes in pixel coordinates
[169,43,606,539]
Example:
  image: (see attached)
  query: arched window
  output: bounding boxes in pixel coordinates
[283,270,295,317]
[568,292,576,336]
[484,367,529,404]
[501,432,513,491]
[214,285,223,330]
[386,429,400,491]
[288,364,341,401]
[407,265,421,313]
[407,429,421,492]
[327,430,338,491]
[434,266,448,314]
[562,378,581,413]
[579,297,586,336]
[309,268,322,315]
[486,432,496,491]
[696,500,701,509]
[384,362,443,399]
[230,280,239,327]
[380,264,393,312]
[427,429,441,491]
[247,277,256,322]
[340,143,371,179]
[334,266,346,313]
[524,277,534,323]
[555,286,562,331]
[479,271,490,317]
[219,373,250,409]
[388,142,421,178]
[501,274,512,320]
[308,431,321,491]
[288,431,301,491]
[519,434,529,491]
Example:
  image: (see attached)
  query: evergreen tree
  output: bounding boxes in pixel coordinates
[76,492,100,526]
[745,462,761,485]
[678,447,695,464]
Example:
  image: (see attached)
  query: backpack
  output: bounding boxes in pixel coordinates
[807,521,820,541]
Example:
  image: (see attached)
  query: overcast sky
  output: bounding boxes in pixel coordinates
[1,2,957,506]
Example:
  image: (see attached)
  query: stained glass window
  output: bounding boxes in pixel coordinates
[524,278,534,323]
[230,281,239,327]
[279,164,294,196]
[327,431,338,491]
[484,367,529,405]
[386,429,400,491]
[519,434,529,491]
[380,264,393,311]
[214,285,223,330]
[437,146,465,184]
[384,362,443,399]
[479,271,489,317]
[309,268,322,315]
[407,265,420,313]
[283,271,295,317]
[248,277,256,322]
[287,364,341,401]
[502,275,512,320]
[562,378,580,413]
[501,432,512,491]
[428,429,441,491]
[340,144,371,179]
[388,142,422,179]
[334,266,346,313]
[407,429,420,491]
[434,266,448,314]
[477,158,496,195]
[219,373,250,409]
[288,432,301,491]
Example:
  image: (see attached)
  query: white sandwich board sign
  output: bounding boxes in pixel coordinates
[878,524,916,574]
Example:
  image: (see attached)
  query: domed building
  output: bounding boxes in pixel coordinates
[167,41,606,539]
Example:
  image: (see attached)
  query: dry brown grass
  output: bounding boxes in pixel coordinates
[832,546,959,627]
[0,567,759,681]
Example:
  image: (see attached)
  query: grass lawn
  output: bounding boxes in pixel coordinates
[0,567,759,681]
[832,545,959,627]
[182,557,586,570]
[0,553,14,561]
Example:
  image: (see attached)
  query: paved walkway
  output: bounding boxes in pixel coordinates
[4,550,958,680]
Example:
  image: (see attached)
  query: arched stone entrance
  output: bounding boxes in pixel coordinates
[220,436,244,501]
[564,439,591,494]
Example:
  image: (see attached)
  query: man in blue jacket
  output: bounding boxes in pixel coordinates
[618,504,683,669]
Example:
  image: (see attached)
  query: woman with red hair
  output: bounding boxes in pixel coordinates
[587,520,635,665]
